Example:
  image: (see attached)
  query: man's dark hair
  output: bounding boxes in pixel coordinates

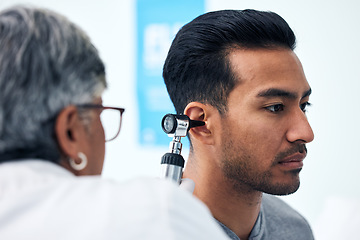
[163,9,296,114]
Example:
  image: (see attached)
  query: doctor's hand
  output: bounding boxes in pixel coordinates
[179,178,195,193]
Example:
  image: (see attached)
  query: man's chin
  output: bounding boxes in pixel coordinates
[262,180,300,196]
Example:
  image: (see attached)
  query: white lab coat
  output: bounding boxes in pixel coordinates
[0,160,229,240]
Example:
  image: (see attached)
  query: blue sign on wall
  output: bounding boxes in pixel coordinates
[136,0,205,146]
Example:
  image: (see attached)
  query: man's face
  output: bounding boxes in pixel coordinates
[218,48,314,195]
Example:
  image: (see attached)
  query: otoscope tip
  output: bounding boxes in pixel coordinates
[189,120,205,129]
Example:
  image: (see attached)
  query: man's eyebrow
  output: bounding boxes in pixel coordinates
[257,88,297,99]
[302,88,312,99]
[257,88,312,99]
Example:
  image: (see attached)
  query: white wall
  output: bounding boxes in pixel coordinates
[1,0,359,239]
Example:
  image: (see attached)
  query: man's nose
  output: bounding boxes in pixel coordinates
[286,109,314,143]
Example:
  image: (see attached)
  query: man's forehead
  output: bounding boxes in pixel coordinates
[227,48,310,97]
[228,48,302,77]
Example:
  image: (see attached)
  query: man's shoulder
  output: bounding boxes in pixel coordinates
[260,194,314,239]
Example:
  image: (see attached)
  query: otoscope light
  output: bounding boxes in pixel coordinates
[161,114,205,137]
[162,114,178,134]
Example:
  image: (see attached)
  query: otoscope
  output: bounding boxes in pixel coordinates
[160,114,205,184]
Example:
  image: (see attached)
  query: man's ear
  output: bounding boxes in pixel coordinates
[184,102,216,145]
[55,105,82,160]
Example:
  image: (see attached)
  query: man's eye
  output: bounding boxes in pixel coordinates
[300,102,311,112]
[265,104,284,113]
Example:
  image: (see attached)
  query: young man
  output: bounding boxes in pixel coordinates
[163,9,315,240]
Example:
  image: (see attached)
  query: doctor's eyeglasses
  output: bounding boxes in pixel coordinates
[76,104,125,142]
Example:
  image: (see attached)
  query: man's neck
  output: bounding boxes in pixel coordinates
[184,156,262,240]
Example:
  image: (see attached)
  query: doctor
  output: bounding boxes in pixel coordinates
[0,5,229,240]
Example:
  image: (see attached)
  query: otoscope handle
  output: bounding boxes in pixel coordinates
[160,153,185,184]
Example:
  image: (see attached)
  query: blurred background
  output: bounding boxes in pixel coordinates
[1,0,359,238]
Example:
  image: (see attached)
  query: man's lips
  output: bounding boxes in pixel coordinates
[278,152,306,169]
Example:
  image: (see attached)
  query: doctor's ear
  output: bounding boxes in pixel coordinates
[55,105,83,159]
[184,102,216,145]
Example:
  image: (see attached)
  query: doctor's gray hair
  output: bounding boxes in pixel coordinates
[0,6,106,162]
